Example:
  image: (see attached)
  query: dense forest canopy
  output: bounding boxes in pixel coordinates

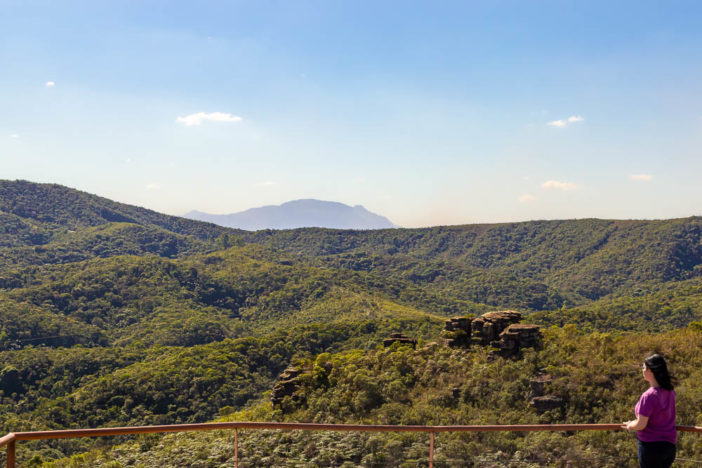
[0,180,700,466]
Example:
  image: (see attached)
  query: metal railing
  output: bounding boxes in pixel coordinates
[1,422,700,467]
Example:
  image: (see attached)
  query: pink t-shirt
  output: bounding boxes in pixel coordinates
[635,387,676,444]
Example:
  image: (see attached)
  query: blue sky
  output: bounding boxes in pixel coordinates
[1,1,701,227]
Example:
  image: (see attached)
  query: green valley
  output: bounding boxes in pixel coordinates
[0,180,701,466]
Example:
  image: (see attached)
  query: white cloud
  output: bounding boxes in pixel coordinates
[146,183,161,190]
[547,115,584,127]
[45,81,55,87]
[9,133,20,139]
[541,180,578,191]
[176,112,243,126]
[630,174,653,181]
[518,194,537,203]
[255,181,276,187]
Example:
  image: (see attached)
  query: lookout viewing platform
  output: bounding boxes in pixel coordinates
[2,421,701,467]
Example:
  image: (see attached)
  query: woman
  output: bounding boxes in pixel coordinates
[623,354,676,468]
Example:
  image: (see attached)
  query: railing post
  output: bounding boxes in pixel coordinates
[6,440,15,468]
[429,432,434,468]
[234,428,238,468]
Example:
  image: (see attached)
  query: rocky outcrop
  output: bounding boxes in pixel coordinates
[271,366,304,408]
[441,311,543,359]
[527,372,563,412]
[530,395,564,412]
[490,323,542,359]
[471,311,522,346]
[529,373,553,398]
[442,317,472,347]
[383,333,417,348]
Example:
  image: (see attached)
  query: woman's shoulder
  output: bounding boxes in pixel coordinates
[644,387,675,403]
[652,387,675,395]
[640,387,667,402]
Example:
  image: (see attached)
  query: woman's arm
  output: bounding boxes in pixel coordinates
[623,415,649,431]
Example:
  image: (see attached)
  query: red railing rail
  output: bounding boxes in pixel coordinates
[1,422,700,468]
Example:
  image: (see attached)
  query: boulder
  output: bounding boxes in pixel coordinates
[383,333,417,348]
[444,317,472,332]
[471,311,522,346]
[529,373,553,398]
[530,395,564,412]
[271,366,304,408]
[490,323,542,359]
[442,317,473,347]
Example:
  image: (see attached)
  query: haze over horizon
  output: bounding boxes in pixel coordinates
[2,1,701,227]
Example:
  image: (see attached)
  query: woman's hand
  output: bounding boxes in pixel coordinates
[622,416,649,431]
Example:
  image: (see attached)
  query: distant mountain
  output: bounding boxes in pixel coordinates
[185,199,398,230]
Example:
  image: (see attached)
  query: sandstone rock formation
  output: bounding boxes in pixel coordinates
[383,333,417,348]
[527,372,563,412]
[271,366,304,408]
[441,311,543,359]
[529,373,553,399]
[471,310,522,346]
[490,323,542,359]
[529,395,564,412]
[442,317,472,347]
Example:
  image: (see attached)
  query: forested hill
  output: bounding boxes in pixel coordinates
[1,180,701,315]
[0,179,236,245]
[244,218,702,307]
[1,180,700,317]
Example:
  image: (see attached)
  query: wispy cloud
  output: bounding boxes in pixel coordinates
[45,81,55,87]
[146,183,161,190]
[176,112,243,126]
[255,181,276,187]
[541,180,578,191]
[9,133,20,139]
[518,194,537,203]
[630,174,653,181]
[547,115,584,127]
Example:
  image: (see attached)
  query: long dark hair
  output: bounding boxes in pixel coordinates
[644,354,674,390]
